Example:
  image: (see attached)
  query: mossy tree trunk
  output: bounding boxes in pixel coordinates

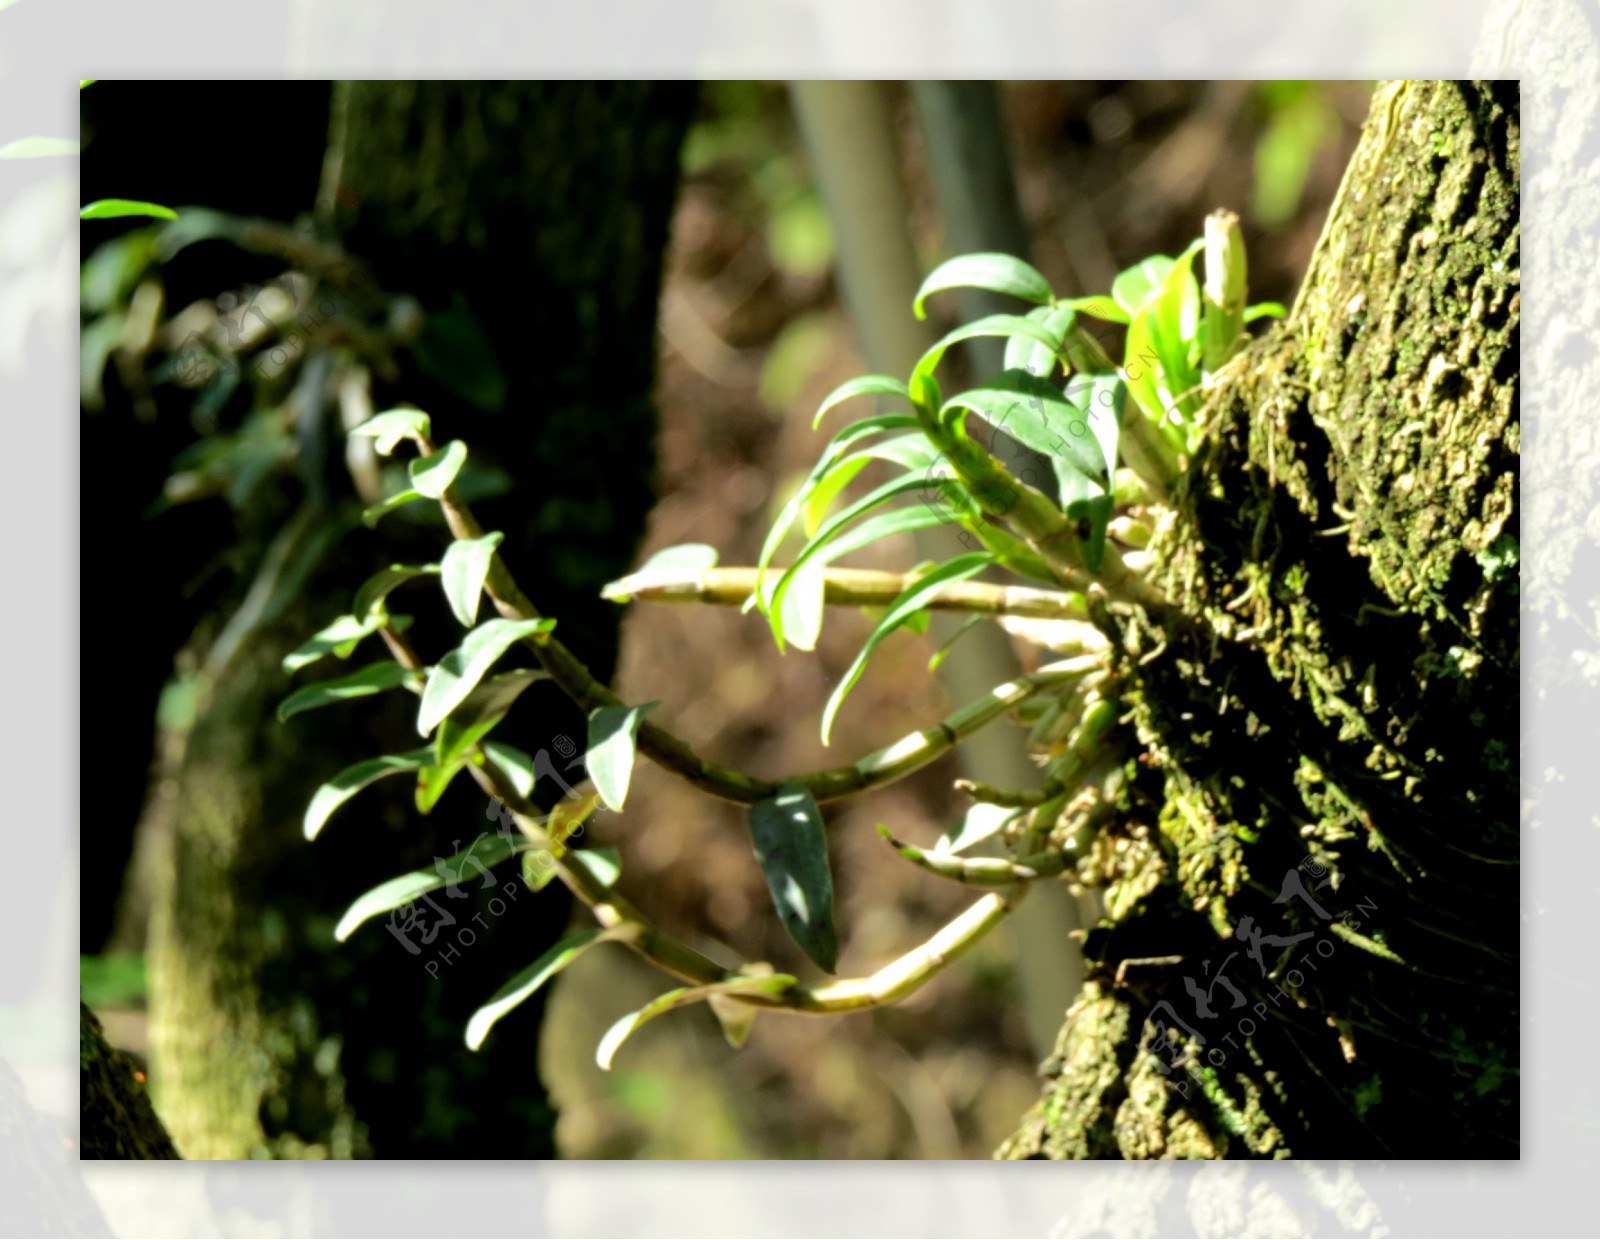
[1004,80,1518,1159]
[144,83,693,1158]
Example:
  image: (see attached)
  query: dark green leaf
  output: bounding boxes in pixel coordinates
[362,489,425,527]
[277,661,416,722]
[350,408,432,455]
[353,564,439,617]
[409,440,468,500]
[334,831,524,942]
[748,783,838,972]
[415,759,467,813]
[283,612,389,673]
[811,375,911,429]
[586,701,659,811]
[914,253,1053,320]
[434,669,550,768]
[821,554,995,744]
[942,370,1110,487]
[304,747,435,839]
[466,929,619,1051]
[79,198,177,220]
[414,306,506,412]
[417,618,556,736]
[597,973,796,1069]
[440,531,504,627]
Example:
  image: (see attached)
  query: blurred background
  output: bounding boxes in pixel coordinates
[76,80,1371,1159]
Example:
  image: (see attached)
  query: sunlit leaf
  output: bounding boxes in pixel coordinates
[914,253,1053,320]
[353,564,439,617]
[597,973,796,1070]
[821,554,995,745]
[936,803,1022,855]
[415,759,467,813]
[567,846,622,889]
[482,740,535,799]
[335,832,524,943]
[283,612,389,673]
[1111,255,1176,318]
[585,701,659,812]
[466,929,623,1051]
[350,407,432,456]
[1004,304,1078,378]
[410,440,468,500]
[748,783,837,972]
[417,618,556,736]
[304,748,434,839]
[910,313,1066,395]
[799,432,941,537]
[362,489,425,527]
[1244,301,1286,323]
[639,543,719,573]
[440,531,504,627]
[277,661,416,722]
[1063,294,1130,324]
[79,198,177,221]
[942,369,1110,487]
[812,374,911,429]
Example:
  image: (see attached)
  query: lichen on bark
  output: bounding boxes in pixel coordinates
[1003,81,1518,1159]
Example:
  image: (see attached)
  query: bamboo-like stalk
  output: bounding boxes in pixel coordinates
[603,564,1091,621]
[876,824,1067,886]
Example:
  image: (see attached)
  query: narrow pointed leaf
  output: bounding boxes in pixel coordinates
[415,759,467,813]
[597,974,797,1069]
[585,701,659,811]
[283,612,388,672]
[1064,294,1130,324]
[812,374,910,429]
[277,661,416,722]
[910,313,1066,393]
[304,747,435,839]
[353,564,439,617]
[440,531,504,627]
[748,783,838,972]
[1244,301,1286,323]
[821,553,995,745]
[410,440,468,499]
[1063,372,1127,487]
[942,370,1110,487]
[567,847,622,888]
[417,618,555,736]
[335,832,525,942]
[913,253,1054,319]
[482,740,535,798]
[79,198,177,220]
[362,489,424,527]
[350,408,432,455]
[937,803,1022,855]
[1111,254,1176,318]
[465,929,620,1051]
[1004,304,1079,378]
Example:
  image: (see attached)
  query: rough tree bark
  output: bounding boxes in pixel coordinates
[143,83,693,1158]
[1003,80,1518,1159]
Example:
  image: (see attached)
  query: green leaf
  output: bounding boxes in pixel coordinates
[335,832,524,943]
[438,669,549,754]
[567,846,622,889]
[638,543,719,573]
[942,370,1110,487]
[482,740,536,798]
[283,612,389,673]
[1063,373,1127,489]
[466,929,620,1051]
[756,414,921,595]
[277,661,416,722]
[748,783,838,972]
[596,973,796,1069]
[586,701,659,812]
[522,849,563,893]
[350,408,432,455]
[812,375,911,429]
[1,137,79,159]
[417,618,556,736]
[1055,466,1114,573]
[767,473,970,651]
[799,432,941,538]
[910,313,1067,395]
[821,554,995,745]
[1063,294,1130,324]
[415,760,467,813]
[79,198,177,220]
[353,564,439,617]
[304,748,435,839]
[937,804,1022,855]
[409,440,468,500]
[1146,241,1204,422]
[913,253,1054,320]
[1111,255,1176,318]
[1003,304,1078,378]
[362,489,425,527]
[414,306,507,412]
[440,531,504,627]
[1244,301,1286,323]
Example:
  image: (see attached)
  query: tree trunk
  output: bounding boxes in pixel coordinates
[79,1002,180,1160]
[144,83,692,1158]
[1003,80,1518,1159]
